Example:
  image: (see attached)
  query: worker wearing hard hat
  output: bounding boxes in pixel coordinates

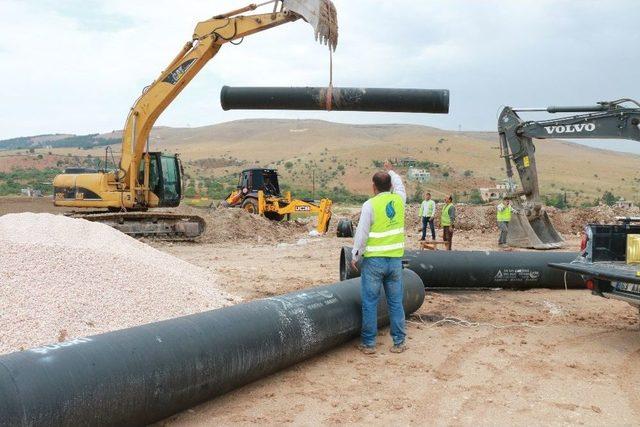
[351,160,407,355]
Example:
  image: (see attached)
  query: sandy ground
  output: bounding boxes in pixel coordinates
[3,197,640,425]
[157,231,640,426]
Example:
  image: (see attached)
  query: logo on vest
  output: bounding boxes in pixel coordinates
[385,201,396,220]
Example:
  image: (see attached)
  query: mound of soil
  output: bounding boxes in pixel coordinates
[185,206,311,244]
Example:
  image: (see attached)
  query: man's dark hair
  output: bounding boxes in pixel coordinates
[372,172,392,192]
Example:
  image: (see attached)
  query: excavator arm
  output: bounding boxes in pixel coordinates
[119,1,337,205]
[498,99,640,249]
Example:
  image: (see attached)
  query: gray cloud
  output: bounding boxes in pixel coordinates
[0,0,638,139]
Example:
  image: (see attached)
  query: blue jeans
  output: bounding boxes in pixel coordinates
[360,257,406,347]
[421,216,435,240]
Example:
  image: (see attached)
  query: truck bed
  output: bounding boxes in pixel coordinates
[549,261,640,284]
[550,261,640,307]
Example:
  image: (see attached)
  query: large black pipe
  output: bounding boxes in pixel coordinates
[0,271,424,426]
[340,247,585,289]
[220,86,450,114]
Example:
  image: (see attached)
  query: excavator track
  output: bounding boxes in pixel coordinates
[65,211,206,241]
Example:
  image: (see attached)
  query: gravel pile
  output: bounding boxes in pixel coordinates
[0,213,240,354]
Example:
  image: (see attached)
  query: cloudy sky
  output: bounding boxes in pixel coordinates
[1,0,638,140]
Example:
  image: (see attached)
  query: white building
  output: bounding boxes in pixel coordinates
[478,187,505,202]
[479,181,516,202]
[407,167,431,182]
[615,198,635,209]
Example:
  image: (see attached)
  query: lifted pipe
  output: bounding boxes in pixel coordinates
[0,271,425,426]
[340,247,585,289]
[220,86,450,113]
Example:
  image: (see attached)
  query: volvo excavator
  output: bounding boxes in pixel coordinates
[52,0,338,239]
[498,98,640,249]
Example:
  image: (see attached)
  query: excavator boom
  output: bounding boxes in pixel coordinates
[498,99,640,249]
[52,0,338,239]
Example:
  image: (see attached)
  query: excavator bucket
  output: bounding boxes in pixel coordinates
[283,0,338,50]
[507,209,564,250]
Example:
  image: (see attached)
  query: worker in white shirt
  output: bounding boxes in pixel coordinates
[419,192,436,240]
[351,160,407,354]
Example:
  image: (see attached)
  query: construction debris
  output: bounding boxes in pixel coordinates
[191,206,311,245]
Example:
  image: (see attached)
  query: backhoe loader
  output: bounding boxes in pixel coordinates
[222,168,332,233]
[498,98,640,249]
[52,0,338,239]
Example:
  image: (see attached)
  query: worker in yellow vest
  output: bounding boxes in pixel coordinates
[351,160,407,354]
[497,198,514,246]
[440,195,455,250]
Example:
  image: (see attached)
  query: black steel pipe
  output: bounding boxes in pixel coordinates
[340,247,585,289]
[0,271,425,426]
[220,86,450,113]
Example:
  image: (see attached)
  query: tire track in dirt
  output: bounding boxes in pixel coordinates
[414,327,499,422]
[449,327,636,423]
[617,347,640,419]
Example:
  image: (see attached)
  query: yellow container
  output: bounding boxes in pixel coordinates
[626,234,640,264]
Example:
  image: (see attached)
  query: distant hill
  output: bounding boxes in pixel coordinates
[4,119,640,204]
[0,133,119,150]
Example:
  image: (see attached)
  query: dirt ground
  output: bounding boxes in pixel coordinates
[157,225,640,426]
[3,197,640,425]
[0,196,74,215]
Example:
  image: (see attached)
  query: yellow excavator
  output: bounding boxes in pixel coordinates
[53,0,338,239]
[222,168,332,233]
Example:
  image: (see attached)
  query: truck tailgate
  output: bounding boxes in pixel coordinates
[549,262,640,284]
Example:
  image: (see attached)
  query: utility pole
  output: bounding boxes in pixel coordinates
[312,169,316,199]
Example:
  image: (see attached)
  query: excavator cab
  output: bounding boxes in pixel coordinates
[138,153,183,207]
[237,168,281,196]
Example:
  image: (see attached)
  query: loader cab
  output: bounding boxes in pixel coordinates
[139,152,182,207]
[238,168,281,196]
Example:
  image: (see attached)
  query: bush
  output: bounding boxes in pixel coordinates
[0,167,61,196]
[280,183,367,205]
[601,191,617,206]
[468,189,484,205]
[544,192,568,209]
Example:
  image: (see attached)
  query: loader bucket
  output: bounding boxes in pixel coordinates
[283,0,338,50]
[507,210,564,250]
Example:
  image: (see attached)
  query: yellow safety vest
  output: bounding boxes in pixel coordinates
[497,203,512,222]
[364,193,405,258]
[441,203,453,227]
